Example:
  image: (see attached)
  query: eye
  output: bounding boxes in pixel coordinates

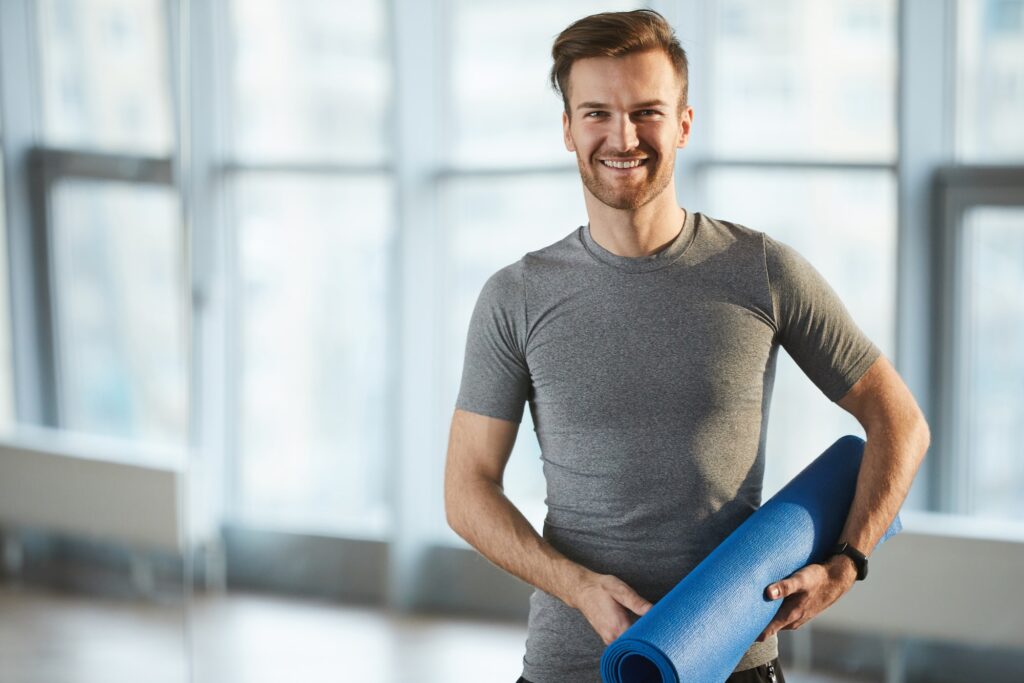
[637,109,661,117]
[584,111,608,118]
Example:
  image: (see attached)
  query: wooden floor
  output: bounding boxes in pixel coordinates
[0,583,873,683]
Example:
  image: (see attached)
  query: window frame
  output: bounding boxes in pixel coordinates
[30,147,178,435]
[3,0,185,436]
[933,165,1024,515]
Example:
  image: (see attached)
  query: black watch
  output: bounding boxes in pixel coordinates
[830,542,868,581]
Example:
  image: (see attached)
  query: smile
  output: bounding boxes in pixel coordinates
[600,159,648,169]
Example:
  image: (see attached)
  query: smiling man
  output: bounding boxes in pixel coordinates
[444,10,929,683]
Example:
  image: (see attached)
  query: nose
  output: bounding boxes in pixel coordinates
[608,114,639,152]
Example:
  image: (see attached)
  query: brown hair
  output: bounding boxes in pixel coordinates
[550,9,689,114]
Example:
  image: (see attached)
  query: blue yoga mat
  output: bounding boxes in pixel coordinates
[600,435,902,683]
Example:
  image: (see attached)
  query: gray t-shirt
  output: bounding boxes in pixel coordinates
[455,210,880,683]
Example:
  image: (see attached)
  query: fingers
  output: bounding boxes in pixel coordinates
[600,618,631,645]
[758,564,837,642]
[577,574,654,645]
[592,599,635,645]
[608,578,653,616]
[757,598,808,641]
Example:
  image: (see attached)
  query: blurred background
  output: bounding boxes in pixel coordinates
[0,0,1021,681]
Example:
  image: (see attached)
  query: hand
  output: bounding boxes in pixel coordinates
[756,555,858,642]
[570,571,653,645]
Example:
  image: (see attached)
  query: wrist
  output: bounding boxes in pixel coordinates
[825,553,859,584]
[830,540,869,581]
[557,562,595,609]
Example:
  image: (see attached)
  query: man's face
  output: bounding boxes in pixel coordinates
[562,49,692,211]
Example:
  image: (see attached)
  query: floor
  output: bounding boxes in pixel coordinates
[0,583,874,683]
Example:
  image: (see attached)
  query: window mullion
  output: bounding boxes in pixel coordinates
[899,0,957,511]
[0,0,52,427]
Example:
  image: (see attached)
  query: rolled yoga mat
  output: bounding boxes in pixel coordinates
[600,435,902,683]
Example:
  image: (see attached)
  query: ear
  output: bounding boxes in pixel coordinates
[677,105,694,149]
[562,110,576,152]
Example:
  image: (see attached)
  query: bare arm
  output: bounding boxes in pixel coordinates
[444,408,651,643]
[832,354,930,557]
[758,355,930,639]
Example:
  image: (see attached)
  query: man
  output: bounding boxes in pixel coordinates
[444,9,929,683]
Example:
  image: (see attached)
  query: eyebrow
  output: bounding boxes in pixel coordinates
[576,99,670,110]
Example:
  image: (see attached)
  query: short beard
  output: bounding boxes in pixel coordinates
[576,152,675,210]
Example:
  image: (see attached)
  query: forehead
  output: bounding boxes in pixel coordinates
[566,49,681,109]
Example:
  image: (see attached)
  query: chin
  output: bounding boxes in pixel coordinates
[586,178,670,211]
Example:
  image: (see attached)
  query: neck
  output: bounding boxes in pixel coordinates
[584,184,687,258]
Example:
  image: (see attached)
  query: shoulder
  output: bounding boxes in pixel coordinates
[521,226,588,270]
[696,213,763,242]
[483,259,525,292]
[475,260,526,317]
[760,232,820,287]
[690,212,768,254]
[475,228,583,312]
[482,227,583,281]
[681,213,774,273]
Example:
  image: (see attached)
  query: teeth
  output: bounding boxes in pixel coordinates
[602,159,645,169]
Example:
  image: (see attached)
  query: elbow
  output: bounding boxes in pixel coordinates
[916,413,931,460]
[443,476,463,536]
[445,469,497,540]
[443,470,475,539]
[445,504,463,538]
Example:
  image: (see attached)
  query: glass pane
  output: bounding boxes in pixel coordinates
[962,206,1024,519]
[443,173,586,539]
[51,180,186,445]
[0,154,14,429]
[710,0,896,161]
[448,0,640,167]
[957,0,1024,162]
[36,0,174,154]
[228,0,391,164]
[233,174,394,535]
[704,169,897,494]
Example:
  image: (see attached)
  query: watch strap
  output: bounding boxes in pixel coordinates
[830,541,868,581]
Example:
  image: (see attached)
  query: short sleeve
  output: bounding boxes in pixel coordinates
[455,261,531,422]
[764,235,881,402]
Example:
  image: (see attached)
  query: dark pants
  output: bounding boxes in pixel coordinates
[516,656,786,683]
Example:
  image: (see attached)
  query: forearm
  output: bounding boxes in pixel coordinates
[839,412,930,556]
[760,407,931,641]
[446,476,589,607]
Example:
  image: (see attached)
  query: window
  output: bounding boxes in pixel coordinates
[231,174,393,534]
[704,0,898,494]
[36,0,173,155]
[228,0,390,164]
[224,0,395,535]
[959,207,1024,519]
[709,0,896,162]
[957,0,1024,162]
[34,0,185,444]
[50,179,185,443]
[936,0,1024,521]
